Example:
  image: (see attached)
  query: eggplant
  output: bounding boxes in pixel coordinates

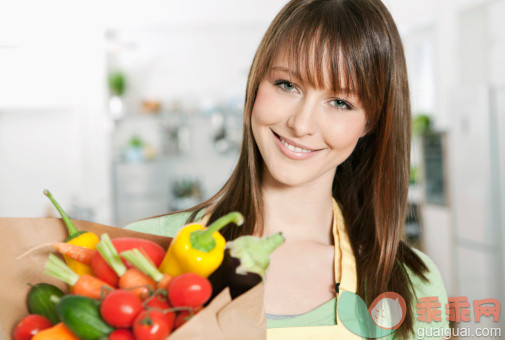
[208,232,284,302]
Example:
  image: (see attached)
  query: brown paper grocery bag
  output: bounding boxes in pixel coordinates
[170,283,266,340]
[0,218,266,340]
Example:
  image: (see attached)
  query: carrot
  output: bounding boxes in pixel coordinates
[157,273,174,291]
[73,274,114,299]
[53,243,96,264]
[18,242,96,264]
[120,248,173,290]
[118,267,156,299]
[44,254,113,299]
[97,233,156,299]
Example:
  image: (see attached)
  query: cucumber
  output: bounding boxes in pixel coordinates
[27,283,65,324]
[55,295,114,340]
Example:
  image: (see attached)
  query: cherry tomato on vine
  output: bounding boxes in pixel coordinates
[100,290,143,328]
[133,310,175,340]
[12,314,52,340]
[174,306,203,330]
[144,293,171,311]
[108,329,135,340]
[168,273,212,308]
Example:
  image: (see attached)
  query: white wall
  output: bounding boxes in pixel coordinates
[111,24,266,104]
[0,0,287,223]
[0,16,110,222]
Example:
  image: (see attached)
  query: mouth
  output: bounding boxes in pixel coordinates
[271,130,323,160]
[272,131,322,152]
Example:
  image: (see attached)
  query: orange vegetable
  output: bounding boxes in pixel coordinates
[17,243,96,265]
[31,323,78,340]
[118,268,156,300]
[157,273,174,291]
[52,243,96,264]
[44,254,113,299]
[73,274,114,300]
[120,249,173,291]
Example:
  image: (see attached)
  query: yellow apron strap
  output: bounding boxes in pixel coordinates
[332,197,358,295]
[332,198,343,325]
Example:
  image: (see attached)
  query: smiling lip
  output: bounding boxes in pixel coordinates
[271,130,323,160]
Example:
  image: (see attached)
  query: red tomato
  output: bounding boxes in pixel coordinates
[133,310,175,340]
[168,273,212,308]
[100,290,143,328]
[12,314,52,340]
[91,238,166,286]
[174,306,202,330]
[108,329,135,340]
[91,254,119,287]
[144,293,171,311]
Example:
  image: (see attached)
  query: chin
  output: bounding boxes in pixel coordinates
[265,164,318,187]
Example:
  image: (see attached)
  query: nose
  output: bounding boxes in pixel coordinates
[286,97,318,137]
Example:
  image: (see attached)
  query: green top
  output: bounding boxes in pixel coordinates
[125,212,450,339]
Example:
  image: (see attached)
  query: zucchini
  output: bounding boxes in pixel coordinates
[55,295,114,340]
[27,283,64,324]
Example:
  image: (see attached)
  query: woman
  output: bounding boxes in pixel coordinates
[127,0,449,338]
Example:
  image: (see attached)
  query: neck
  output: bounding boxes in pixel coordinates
[260,167,336,245]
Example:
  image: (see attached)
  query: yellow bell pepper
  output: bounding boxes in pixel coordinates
[44,190,99,277]
[159,212,244,278]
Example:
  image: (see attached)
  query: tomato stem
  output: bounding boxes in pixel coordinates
[142,289,168,309]
[140,310,153,326]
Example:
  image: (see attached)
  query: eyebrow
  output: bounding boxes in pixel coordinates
[270,66,301,78]
[270,66,357,95]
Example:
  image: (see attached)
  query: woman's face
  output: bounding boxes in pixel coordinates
[251,52,369,187]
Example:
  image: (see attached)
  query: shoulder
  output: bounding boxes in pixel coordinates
[405,247,450,338]
[123,209,206,238]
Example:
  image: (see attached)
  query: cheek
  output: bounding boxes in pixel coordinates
[251,83,285,128]
[322,115,367,151]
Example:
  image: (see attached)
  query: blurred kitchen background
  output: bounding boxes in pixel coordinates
[1,0,504,336]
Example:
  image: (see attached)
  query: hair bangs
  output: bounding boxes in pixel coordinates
[269,8,368,101]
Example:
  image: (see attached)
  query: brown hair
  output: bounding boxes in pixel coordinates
[167,0,430,338]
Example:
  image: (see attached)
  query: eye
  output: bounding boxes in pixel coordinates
[273,80,297,93]
[329,99,352,110]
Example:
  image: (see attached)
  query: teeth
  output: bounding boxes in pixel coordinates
[280,137,313,153]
